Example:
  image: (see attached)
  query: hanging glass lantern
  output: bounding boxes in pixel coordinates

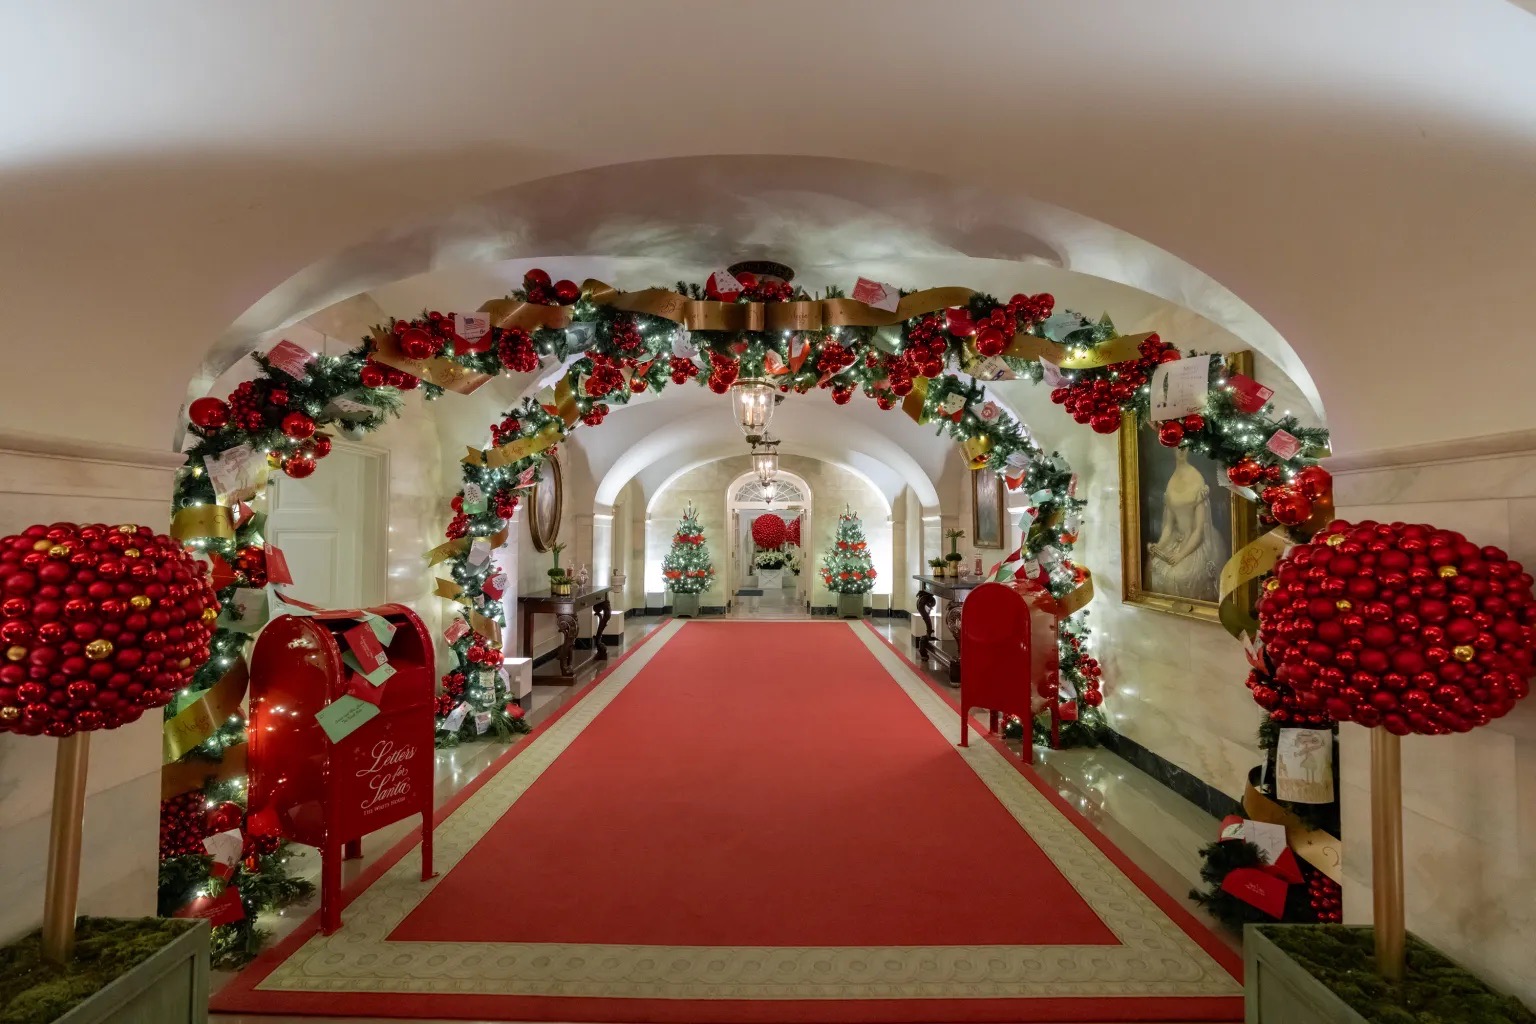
[751,438,780,489]
[729,378,776,443]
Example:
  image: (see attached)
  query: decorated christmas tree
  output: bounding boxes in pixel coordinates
[662,503,715,595]
[820,507,876,594]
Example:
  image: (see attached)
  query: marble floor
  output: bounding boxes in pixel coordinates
[211,614,1232,1024]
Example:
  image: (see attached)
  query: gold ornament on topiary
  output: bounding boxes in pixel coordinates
[130,595,152,610]
[1438,565,1458,578]
[1452,645,1475,662]
[84,639,113,661]
[1335,599,1352,611]
[6,646,26,662]
[48,544,70,559]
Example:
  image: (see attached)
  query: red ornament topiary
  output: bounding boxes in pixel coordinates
[0,523,220,737]
[1257,520,1535,735]
[751,514,788,549]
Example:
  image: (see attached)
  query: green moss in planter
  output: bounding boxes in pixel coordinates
[1258,924,1535,1024]
[0,917,192,1023]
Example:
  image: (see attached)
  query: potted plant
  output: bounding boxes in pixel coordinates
[944,529,966,578]
[927,556,945,578]
[0,523,216,1024]
[754,549,787,591]
[547,543,572,595]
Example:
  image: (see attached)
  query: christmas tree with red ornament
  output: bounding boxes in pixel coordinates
[662,504,715,595]
[820,508,876,594]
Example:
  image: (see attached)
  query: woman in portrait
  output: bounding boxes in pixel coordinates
[1146,447,1222,600]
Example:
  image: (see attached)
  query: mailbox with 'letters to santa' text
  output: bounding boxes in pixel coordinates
[247,602,436,934]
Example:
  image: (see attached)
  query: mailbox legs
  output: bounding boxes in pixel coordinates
[321,840,342,935]
[421,808,435,880]
[343,839,362,860]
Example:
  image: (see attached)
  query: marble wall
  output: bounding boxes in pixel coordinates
[0,431,187,943]
[1330,435,1536,1005]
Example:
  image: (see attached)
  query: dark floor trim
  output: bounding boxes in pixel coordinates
[810,606,911,619]
[1098,728,1243,821]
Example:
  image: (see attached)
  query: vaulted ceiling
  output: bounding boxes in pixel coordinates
[3,1,1534,460]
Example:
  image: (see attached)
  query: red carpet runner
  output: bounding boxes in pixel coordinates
[214,621,1242,1022]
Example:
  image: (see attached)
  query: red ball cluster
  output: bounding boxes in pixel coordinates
[1245,668,1333,730]
[159,791,210,859]
[582,352,626,398]
[226,380,277,433]
[234,545,270,587]
[444,513,469,539]
[1050,334,1181,435]
[359,355,418,391]
[816,342,855,378]
[0,524,219,737]
[610,315,643,353]
[669,355,700,386]
[492,490,518,520]
[894,314,948,386]
[489,414,521,447]
[831,385,854,405]
[466,637,500,667]
[1259,521,1536,735]
[950,303,1020,358]
[707,353,739,394]
[391,314,455,361]
[521,268,580,306]
[1076,656,1105,707]
[1259,466,1332,528]
[1155,414,1206,449]
[581,403,610,427]
[496,326,539,374]
[1307,871,1342,923]
[737,272,793,303]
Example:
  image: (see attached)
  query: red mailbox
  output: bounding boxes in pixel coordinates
[248,603,436,934]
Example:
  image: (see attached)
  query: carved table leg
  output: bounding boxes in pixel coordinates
[944,601,964,683]
[593,598,612,661]
[914,589,936,657]
[556,612,578,677]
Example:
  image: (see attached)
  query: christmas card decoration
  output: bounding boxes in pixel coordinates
[343,622,388,673]
[314,694,379,743]
[1276,728,1335,804]
[1039,356,1067,387]
[482,571,508,601]
[1266,428,1303,460]
[345,673,384,706]
[265,339,315,379]
[453,312,491,353]
[1227,372,1274,414]
[444,617,471,644]
[706,269,742,301]
[852,277,900,312]
[442,702,471,733]
[1149,357,1209,421]
[264,545,293,586]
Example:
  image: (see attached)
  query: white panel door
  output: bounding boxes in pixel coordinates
[265,444,385,610]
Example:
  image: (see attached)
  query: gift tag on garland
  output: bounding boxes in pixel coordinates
[1276,728,1335,804]
[851,277,900,312]
[266,339,315,380]
[444,617,471,644]
[1228,372,1274,414]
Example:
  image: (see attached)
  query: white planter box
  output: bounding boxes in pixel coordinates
[757,569,783,590]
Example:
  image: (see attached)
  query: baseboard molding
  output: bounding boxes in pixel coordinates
[1097,728,1242,821]
[810,606,910,619]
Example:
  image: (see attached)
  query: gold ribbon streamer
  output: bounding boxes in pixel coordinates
[553,374,582,426]
[163,658,249,763]
[1001,331,1154,370]
[434,578,469,604]
[161,743,246,800]
[1243,780,1343,884]
[170,504,234,542]
[1054,571,1095,617]
[1218,529,1290,639]
[901,377,931,425]
[478,297,574,332]
[462,423,564,469]
[581,281,975,334]
[370,328,494,395]
[423,526,510,567]
[469,610,502,649]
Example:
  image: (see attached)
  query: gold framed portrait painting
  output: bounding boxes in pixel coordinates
[971,467,1006,550]
[1119,352,1257,623]
[528,452,563,553]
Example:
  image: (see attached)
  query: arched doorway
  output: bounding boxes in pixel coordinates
[725,469,811,618]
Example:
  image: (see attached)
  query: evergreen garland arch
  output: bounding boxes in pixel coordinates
[165,265,1334,960]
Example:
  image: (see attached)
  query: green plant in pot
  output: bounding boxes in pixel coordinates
[0,523,216,1024]
[943,529,966,578]
[927,556,945,578]
[547,542,573,596]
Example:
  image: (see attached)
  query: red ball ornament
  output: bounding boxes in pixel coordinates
[1182,414,1206,433]
[1293,465,1333,501]
[751,514,788,549]
[523,268,552,290]
[1157,420,1185,447]
[282,451,316,479]
[0,524,218,736]
[359,362,386,389]
[553,279,581,305]
[207,800,243,834]
[944,307,977,337]
[974,326,1007,357]
[1227,458,1263,488]
[1090,410,1122,434]
[398,325,437,360]
[280,412,315,440]
[188,397,230,430]
[1269,489,1314,526]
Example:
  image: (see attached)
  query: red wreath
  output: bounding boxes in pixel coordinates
[751,514,788,549]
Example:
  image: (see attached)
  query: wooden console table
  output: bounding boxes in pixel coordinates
[517,586,612,686]
[912,574,984,684]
